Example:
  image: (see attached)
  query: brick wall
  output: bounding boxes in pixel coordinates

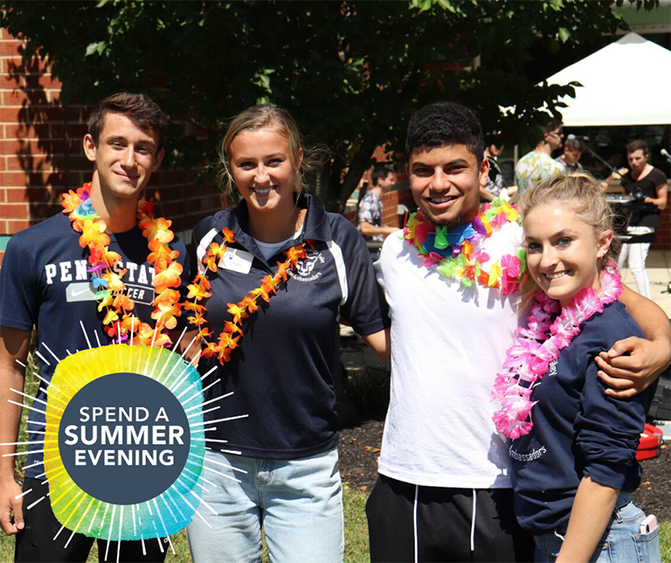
[0,29,223,267]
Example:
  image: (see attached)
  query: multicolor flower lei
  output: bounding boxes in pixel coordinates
[186,228,308,364]
[404,200,525,295]
[62,183,182,347]
[491,263,624,439]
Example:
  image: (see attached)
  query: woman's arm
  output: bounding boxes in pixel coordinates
[556,477,619,563]
[596,285,671,398]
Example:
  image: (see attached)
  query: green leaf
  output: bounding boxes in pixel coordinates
[85,41,107,57]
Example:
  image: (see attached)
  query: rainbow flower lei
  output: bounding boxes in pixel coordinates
[404,199,525,295]
[491,263,624,439]
[186,228,309,364]
[62,183,182,347]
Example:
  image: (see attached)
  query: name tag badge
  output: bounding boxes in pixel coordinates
[220,248,254,274]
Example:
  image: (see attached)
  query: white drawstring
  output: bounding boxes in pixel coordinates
[470,488,477,552]
[412,487,478,557]
[413,485,419,563]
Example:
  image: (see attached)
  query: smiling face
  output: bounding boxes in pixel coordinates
[228,127,302,217]
[523,201,612,307]
[83,112,163,203]
[407,144,488,227]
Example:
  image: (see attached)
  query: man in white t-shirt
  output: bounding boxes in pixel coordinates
[366,101,671,562]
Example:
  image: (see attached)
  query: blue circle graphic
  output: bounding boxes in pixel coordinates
[59,372,190,505]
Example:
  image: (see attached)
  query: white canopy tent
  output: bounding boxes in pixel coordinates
[546,32,671,126]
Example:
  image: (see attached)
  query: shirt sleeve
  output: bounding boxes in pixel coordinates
[337,218,389,335]
[574,315,650,490]
[0,233,38,331]
[357,193,376,224]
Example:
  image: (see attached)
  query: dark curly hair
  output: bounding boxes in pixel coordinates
[405,101,484,164]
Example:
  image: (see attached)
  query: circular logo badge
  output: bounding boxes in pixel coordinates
[58,372,190,505]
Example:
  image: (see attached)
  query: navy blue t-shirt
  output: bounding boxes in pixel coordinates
[0,211,190,478]
[191,193,388,459]
[510,301,655,535]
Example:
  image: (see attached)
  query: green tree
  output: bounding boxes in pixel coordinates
[0,1,647,211]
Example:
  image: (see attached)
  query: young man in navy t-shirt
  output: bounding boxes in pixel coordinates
[0,93,190,562]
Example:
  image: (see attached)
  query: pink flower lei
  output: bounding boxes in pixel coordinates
[491,262,624,439]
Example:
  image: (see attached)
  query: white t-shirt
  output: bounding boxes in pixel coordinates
[375,222,524,489]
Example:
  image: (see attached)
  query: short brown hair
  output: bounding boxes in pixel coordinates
[626,139,648,155]
[87,92,168,151]
[564,138,584,153]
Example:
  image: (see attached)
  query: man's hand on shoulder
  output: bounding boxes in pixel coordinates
[596,336,671,398]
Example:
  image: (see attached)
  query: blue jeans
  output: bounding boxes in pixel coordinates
[533,493,661,563]
[186,448,344,563]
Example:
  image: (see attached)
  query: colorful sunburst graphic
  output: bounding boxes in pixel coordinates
[41,344,207,544]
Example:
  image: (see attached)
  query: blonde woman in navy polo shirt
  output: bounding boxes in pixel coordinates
[186,105,389,563]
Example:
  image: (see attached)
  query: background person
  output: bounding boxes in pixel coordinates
[515,118,566,194]
[481,135,508,202]
[358,166,399,241]
[186,105,388,563]
[555,137,585,173]
[500,173,660,562]
[616,140,668,299]
[0,92,188,562]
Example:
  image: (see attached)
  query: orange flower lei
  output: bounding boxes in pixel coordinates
[61,183,182,347]
[187,228,308,364]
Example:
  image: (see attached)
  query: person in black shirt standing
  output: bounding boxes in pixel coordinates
[617,140,668,298]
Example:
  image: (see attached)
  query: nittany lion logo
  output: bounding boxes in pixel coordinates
[291,252,325,282]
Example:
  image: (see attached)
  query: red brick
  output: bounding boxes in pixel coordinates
[0,138,48,156]
[32,122,57,139]
[0,39,22,56]
[2,88,28,106]
[6,220,31,234]
[50,123,88,139]
[0,72,22,89]
[5,186,28,202]
[0,107,24,122]
[3,123,37,138]
[27,187,57,204]
[24,73,62,90]
[38,106,70,123]
[0,158,5,172]
[29,203,60,221]
[0,28,23,41]
[29,171,65,185]
[6,156,54,172]
[0,172,28,187]
[0,203,28,219]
